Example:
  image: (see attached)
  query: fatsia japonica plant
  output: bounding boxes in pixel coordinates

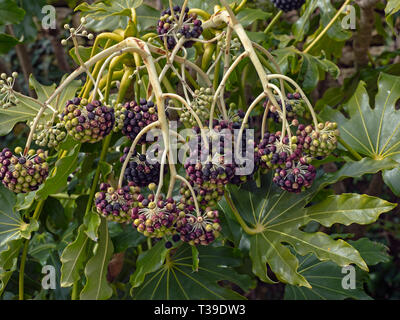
[0,0,398,301]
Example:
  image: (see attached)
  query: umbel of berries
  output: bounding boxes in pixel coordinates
[175,208,221,246]
[179,87,213,126]
[271,0,305,12]
[116,99,158,144]
[178,182,225,210]
[0,147,49,193]
[119,148,166,187]
[60,98,115,144]
[94,183,141,224]
[157,5,203,50]
[131,193,178,238]
[256,131,300,172]
[32,121,67,148]
[273,156,316,193]
[306,122,339,158]
[265,92,309,123]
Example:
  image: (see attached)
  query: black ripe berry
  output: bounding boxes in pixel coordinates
[60,97,115,143]
[165,241,173,249]
[116,99,158,144]
[271,0,305,12]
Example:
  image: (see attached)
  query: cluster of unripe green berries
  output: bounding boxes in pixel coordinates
[0,72,19,109]
[61,17,94,46]
[60,98,115,144]
[179,87,213,126]
[0,147,48,193]
[31,120,67,148]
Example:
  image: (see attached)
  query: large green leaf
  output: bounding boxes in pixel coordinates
[76,0,147,32]
[385,0,400,30]
[0,75,80,136]
[283,253,371,300]
[224,162,396,288]
[0,186,38,247]
[0,239,23,295]
[0,33,19,54]
[80,218,114,300]
[60,225,90,287]
[236,8,271,28]
[0,0,25,26]
[35,143,81,201]
[320,73,400,195]
[293,0,351,42]
[284,238,390,300]
[273,46,339,92]
[131,244,254,300]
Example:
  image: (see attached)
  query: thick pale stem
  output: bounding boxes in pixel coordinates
[261,100,270,137]
[155,148,168,200]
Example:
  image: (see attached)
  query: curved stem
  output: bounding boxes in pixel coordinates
[261,100,270,137]
[224,193,259,235]
[268,83,290,142]
[176,175,200,216]
[267,74,319,128]
[303,0,351,54]
[155,148,168,200]
[18,240,29,300]
[118,121,161,188]
[263,11,282,34]
[210,50,249,127]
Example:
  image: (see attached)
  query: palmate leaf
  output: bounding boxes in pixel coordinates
[223,159,397,288]
[320,73,400,195]
[0,186,38,247]
[284,238,390,300]
[131,243,254,300]
[283,253,371,300]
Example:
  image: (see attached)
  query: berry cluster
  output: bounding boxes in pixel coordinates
[273,156,316,193]
[256,131,299,172]
[131,194,178,238]
[32,121,67,148]
[265,92,309,123]
[157,5,203,50]
[60,98,115,144]
[298,122,339,158]
[178,182,225,210]
[175,208,221,246]
[0,147,49,193]
[115,99,158,144]
[179,87,213,126]
[271,0,305,12]
[95,183,141,224]
[119,148,166,187]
